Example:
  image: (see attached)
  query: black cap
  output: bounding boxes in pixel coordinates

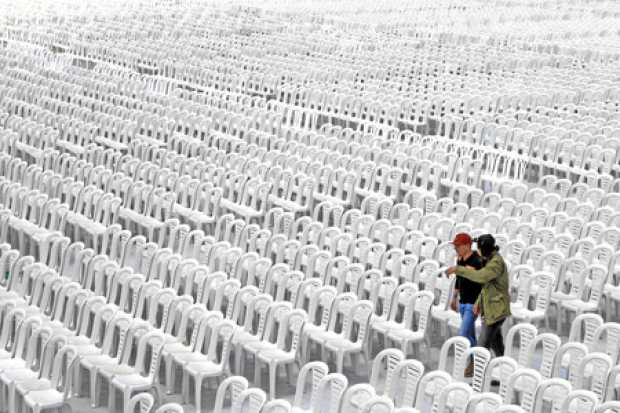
[476,234,497,257]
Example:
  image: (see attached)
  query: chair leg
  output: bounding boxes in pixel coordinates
[336,351,345,374]
[123,391,131,413]
[182,371,189,404]
[195,375,202,413]
[89,369,98,407]
[165,356,174,394]
[254,358,261,388]
[269,363,278,400]
[108,384,115,412]
[286,363,296,385]
[235,345,242,374]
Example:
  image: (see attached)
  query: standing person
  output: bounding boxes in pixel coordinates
[447,234,510,358]
[449,233,483,377]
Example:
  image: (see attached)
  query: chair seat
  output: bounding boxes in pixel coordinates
[243,340,277,355]
[510,307,545,321]
[23,389,64,408]
[372,320,402,335]
[14,142,43,159]
[0,359,27,372]
[269,196,308,214]
[257,348,294,363]
[185,361,223,377]
[220,199,262,219]
[111,373,152,389]
[324,339,361,353]
[307,329,343,345]
[119,208,164,229]
[550,292,578,302]
[301,324,326,337]
[162,342,192,355]
[431,307,456,321]
[96,364,136,378]
[66,213,107,234]
[561,300,597,313]
[80,355,117,370]
[232,331,261,345]
[67,336,94,347]
[172,352,209,365]
[174,206,216,225]
[0,369,39,386]
[10,218,53,238]
[94,136,128,151]
[73,345,104,356]
[312,193,348,206]
[388,328,424,342]
[603,285,620,299]
[15,377,52,395]
[55,139,86,155]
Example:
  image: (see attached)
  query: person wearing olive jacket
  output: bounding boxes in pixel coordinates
[447,234,510,357]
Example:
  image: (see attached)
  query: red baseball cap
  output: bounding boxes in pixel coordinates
[451,233,472,246]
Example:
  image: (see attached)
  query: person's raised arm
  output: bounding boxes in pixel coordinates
[454,256,502,283]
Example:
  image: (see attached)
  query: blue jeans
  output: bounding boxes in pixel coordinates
[459,303,477,347]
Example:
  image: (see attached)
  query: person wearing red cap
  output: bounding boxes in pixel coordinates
[447,234,511,363]
[450,233,483,377]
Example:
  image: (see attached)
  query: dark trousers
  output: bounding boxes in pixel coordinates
[479,318,505,357]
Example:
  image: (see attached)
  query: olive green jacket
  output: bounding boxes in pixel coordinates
[455,252,511,326]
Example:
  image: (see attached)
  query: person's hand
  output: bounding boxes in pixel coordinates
[446,266,457,276]
[449,298,458,312]
[465,265,475,270]
[473,303,480,316]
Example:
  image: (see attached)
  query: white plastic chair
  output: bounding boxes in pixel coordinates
[552,342,588,383]
[413,371,452,412]
[524,333,561,378]
[386,290,434,359]
[213,376,249,413]
[231,388,267,413]
[389,359,425,408]
[181,320,236,412]
[510,271,554,329]
[310,373,348,413]
[369,348,405,396]
[568,314,604,347]
[18,344,79,413]
[573,352,613,400]
[340,383,376,412]
[323,300,373,374]
[465,392,503,413]
[108,330,166,413]
[482,357,519,396]
[291,361,329,413]
[604,365,620,403]
[595,401,620,413]
[532,378,571,413]
[592,322,620,364]
[128,392,155,413]
[432,382,472,413]
[263,399,293,413]
[559,390,599,413]
[255,309,307,399]
[505,323,538,367]
[154,403,184,413]
[361,396,395,413]
[467,347,492,392]
[503,368,542,412]
[437,336,470,381]
[495,406,525,413]
[559,264,608,326]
